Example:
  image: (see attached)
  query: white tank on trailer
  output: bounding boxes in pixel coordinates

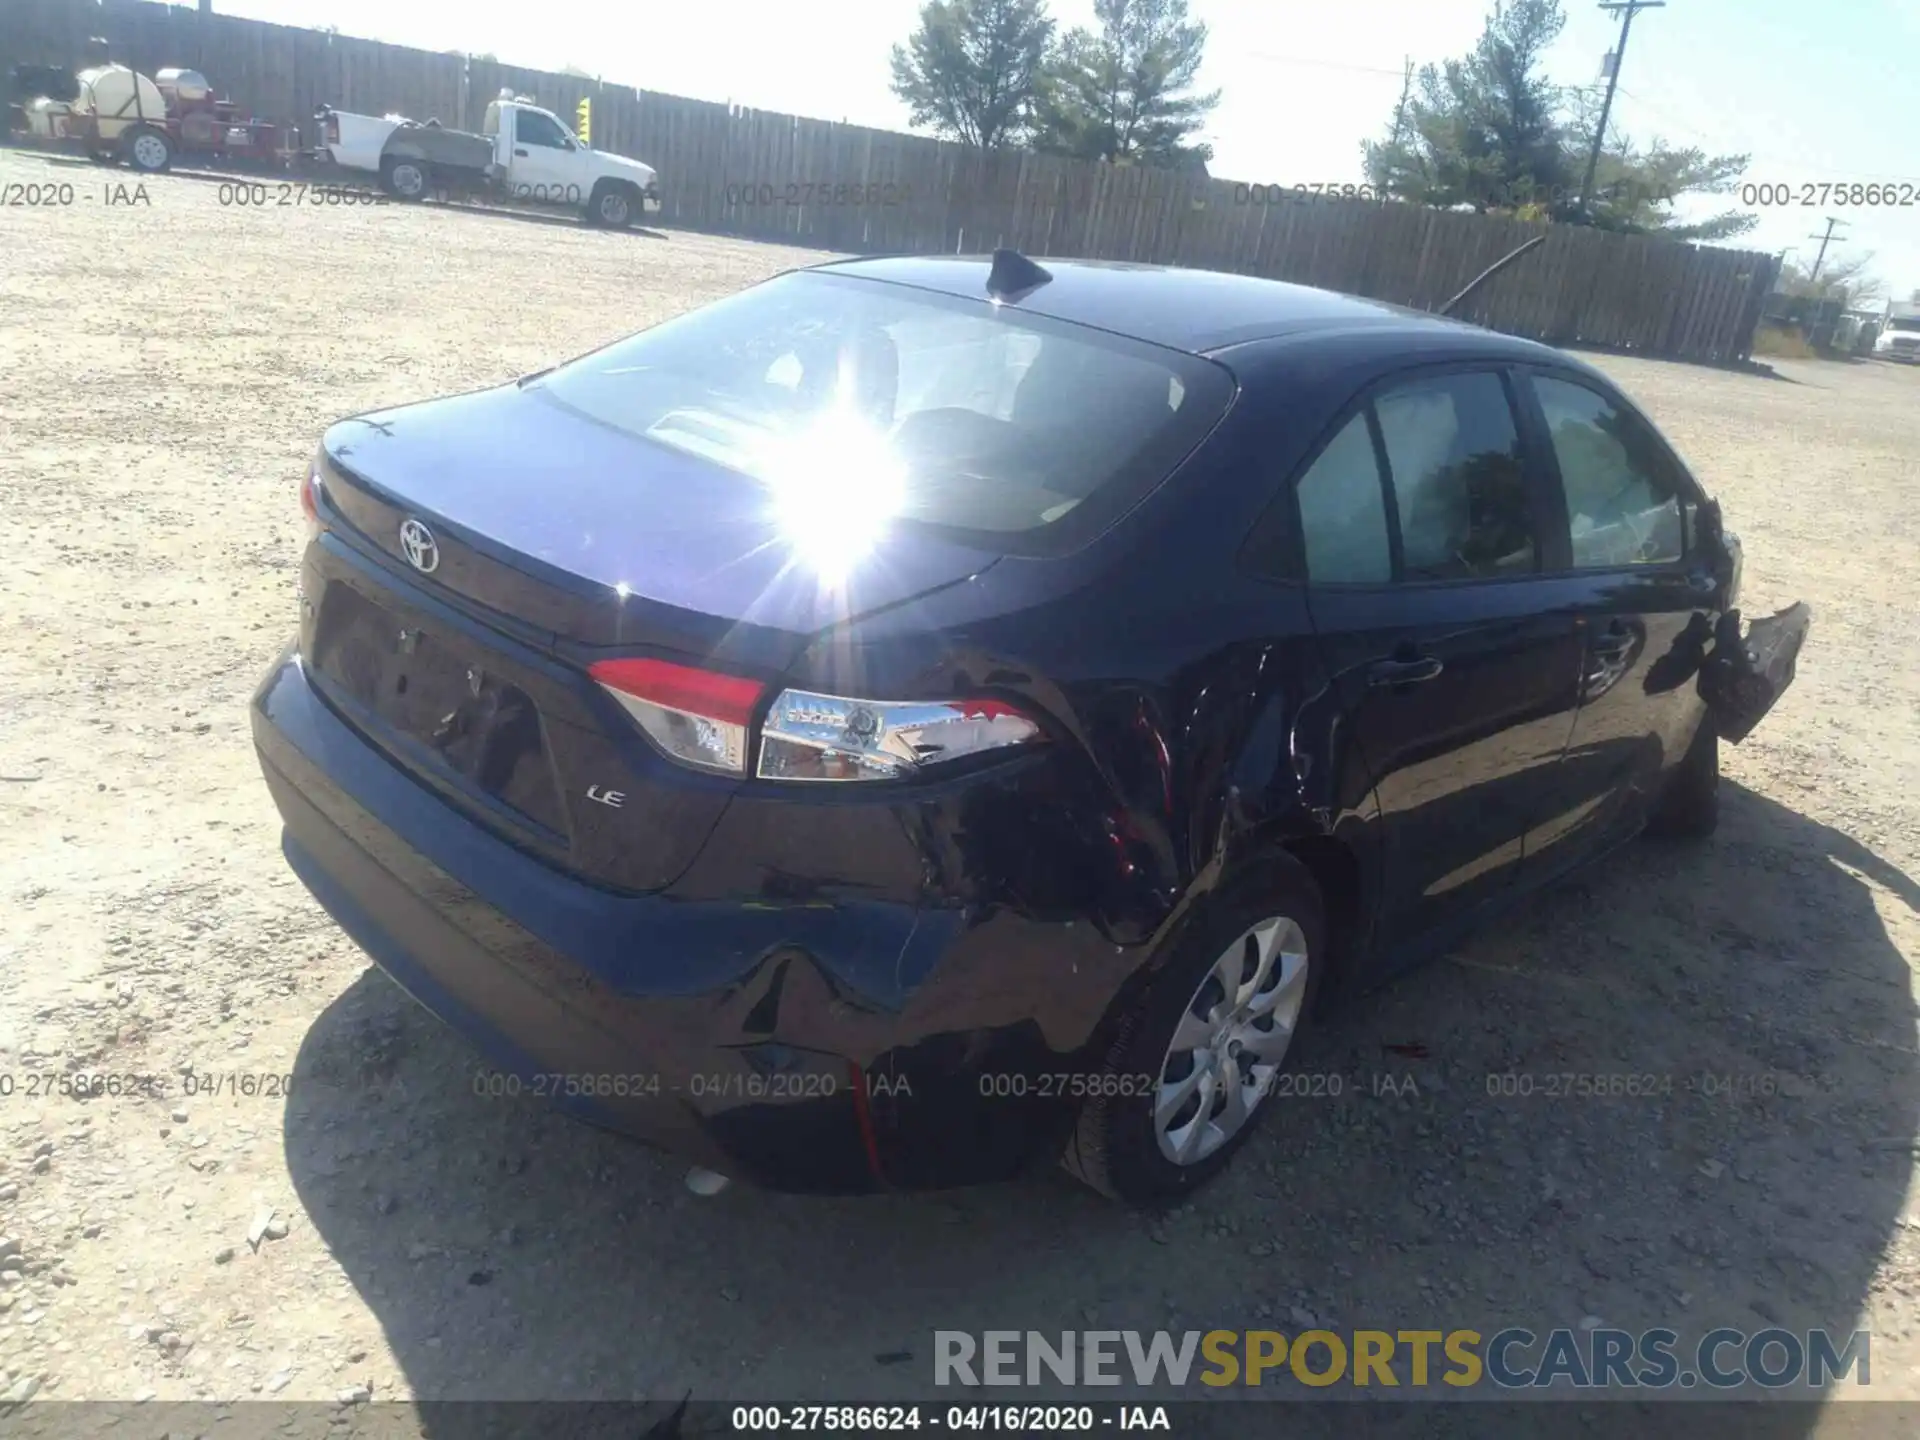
[71,64,166,142]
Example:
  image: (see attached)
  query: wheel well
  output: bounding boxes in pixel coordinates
[1087,831,1367,1054]
[1280,834,1365,1007]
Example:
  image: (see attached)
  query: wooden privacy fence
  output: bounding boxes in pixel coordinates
[4,0,1779,363]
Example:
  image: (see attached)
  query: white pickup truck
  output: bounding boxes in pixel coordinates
[311,91,661,227]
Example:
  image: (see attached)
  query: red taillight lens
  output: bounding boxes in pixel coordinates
[589,657,764,775]
[300,457,324,543]
[588,660,1045,782]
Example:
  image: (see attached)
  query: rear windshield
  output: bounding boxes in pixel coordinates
[531,269,1234,555]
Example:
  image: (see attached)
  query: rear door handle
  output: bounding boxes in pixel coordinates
[514,147,529,156]
[1366,656,1444,687]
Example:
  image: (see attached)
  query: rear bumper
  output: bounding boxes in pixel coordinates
[252,646,1122,1192]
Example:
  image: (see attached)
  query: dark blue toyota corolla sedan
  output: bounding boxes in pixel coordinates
[251,252,1807,1204]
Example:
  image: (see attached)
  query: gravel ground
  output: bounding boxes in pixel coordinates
[2,145,1918,1426]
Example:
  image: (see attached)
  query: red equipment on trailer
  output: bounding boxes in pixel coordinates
[6,55,296,173]
[147,67,298,169]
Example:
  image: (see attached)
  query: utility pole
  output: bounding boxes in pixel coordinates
[1383,55,1415,201]
[1389,57,1414,148]
[1807,217,1846,284]
[1577,0,1665,218]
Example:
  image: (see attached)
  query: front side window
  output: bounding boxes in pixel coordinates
[515,109,570,149]
[1373,371,1535,580]
[1532,375,1684,568]
[532,271,1232,553]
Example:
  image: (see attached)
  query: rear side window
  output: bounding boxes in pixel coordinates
[1296,414,1392,582]
[1374,372,1534,580]
[1532,375,1685,567]
[533,270,1233,555]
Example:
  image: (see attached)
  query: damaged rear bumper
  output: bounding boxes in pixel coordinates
[249,647,1111,1193]
[1700,602,1811,744]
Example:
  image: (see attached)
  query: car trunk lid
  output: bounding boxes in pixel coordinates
[319,384,1000,663]
[302,383,1002,893]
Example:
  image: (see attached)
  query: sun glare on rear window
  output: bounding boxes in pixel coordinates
[530,271,1231,552]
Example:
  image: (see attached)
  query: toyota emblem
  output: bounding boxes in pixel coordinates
[399,518,440,574]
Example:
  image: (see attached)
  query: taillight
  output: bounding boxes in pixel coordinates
[757,689,1044,781]
[590,662,1047,782]
[300,458,322,540]
[590,658,764,775]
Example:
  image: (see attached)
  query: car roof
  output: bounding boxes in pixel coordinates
[810,254,1556,359]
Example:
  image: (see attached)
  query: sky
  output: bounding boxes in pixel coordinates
[215,0,1920,299]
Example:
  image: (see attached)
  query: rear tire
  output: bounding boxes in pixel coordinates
[1062,859,1327,1208]
[121,124,172,174]
[380,156,429,201]
[1646,717,1719,840]
[587,180,636,229]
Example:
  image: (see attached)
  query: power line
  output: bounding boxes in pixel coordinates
[1238,42,1920,193]
[1610,86,1920,185]
[1241,50,1412,79]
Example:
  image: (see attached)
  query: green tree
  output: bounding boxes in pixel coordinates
[1364,0,1572,213]
[1364,0,1756,236]
[889,0,1055,148]
[1033,0,1218,168]
[1563,92,1755,239]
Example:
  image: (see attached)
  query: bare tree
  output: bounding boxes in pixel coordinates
[1778,252,1883,309]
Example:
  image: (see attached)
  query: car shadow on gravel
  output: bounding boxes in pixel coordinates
[281,778,1916,1421]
